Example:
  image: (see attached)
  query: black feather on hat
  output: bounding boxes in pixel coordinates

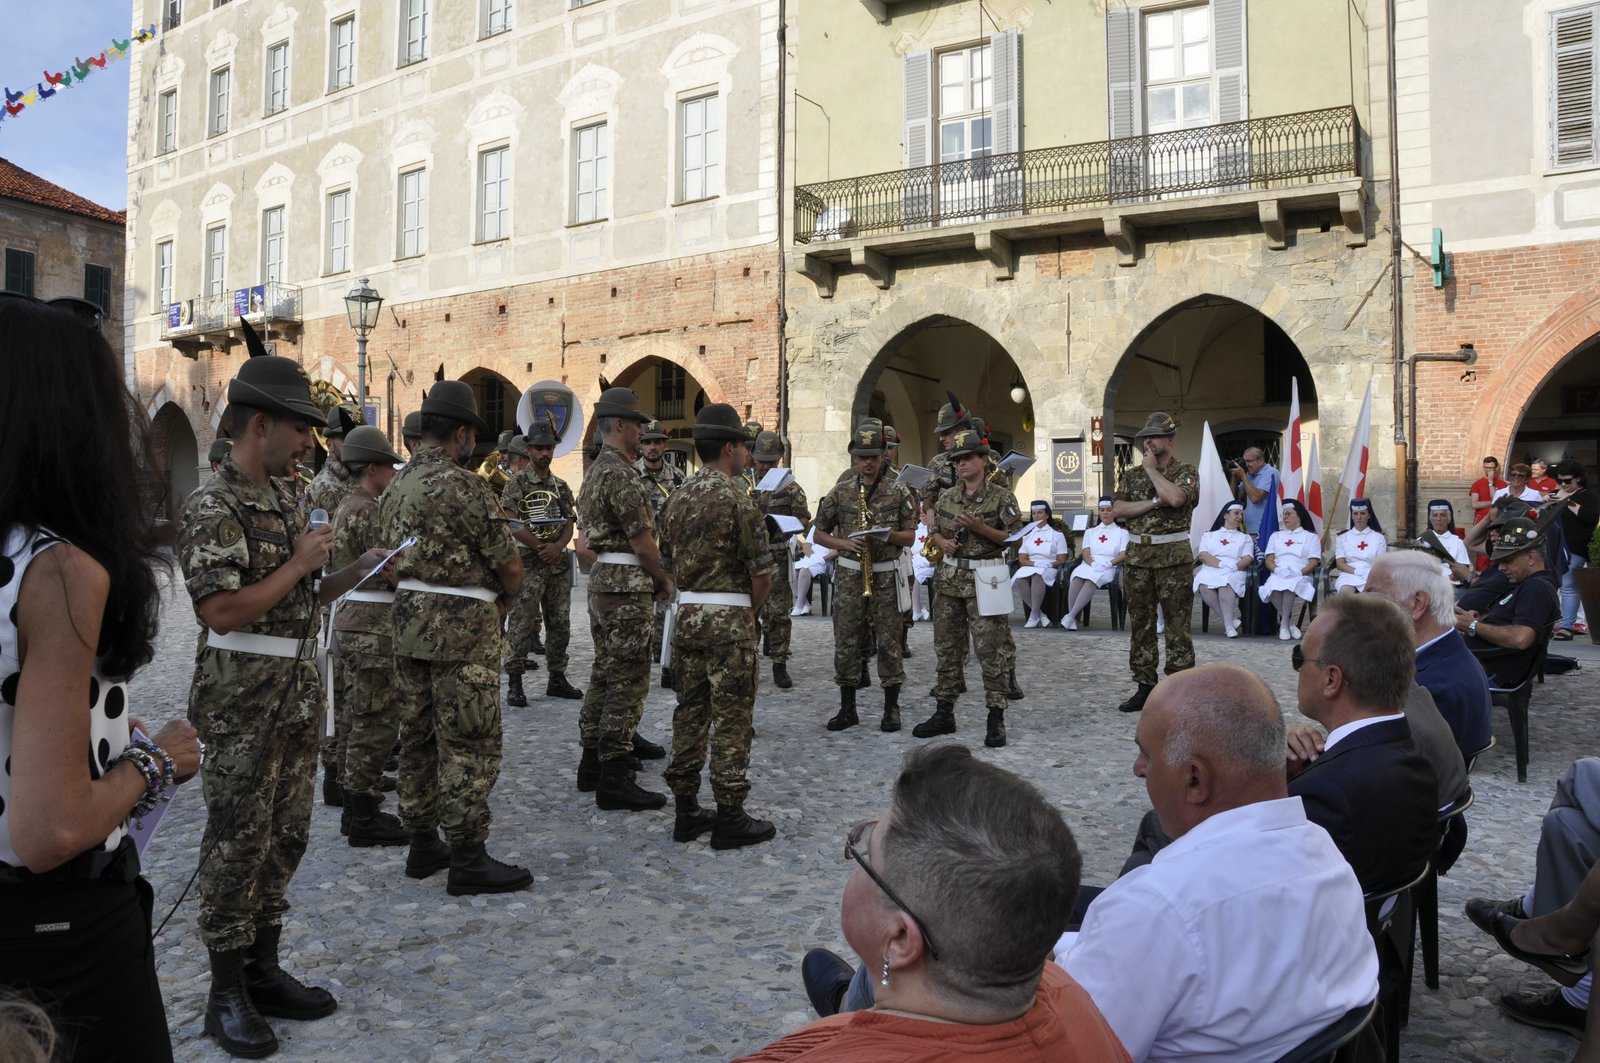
[545,409,562,442]
[945,389,966,419]
[336,405,359,436]
[239,316,270,358]
[434,363,445,382]
[599,374,613,392]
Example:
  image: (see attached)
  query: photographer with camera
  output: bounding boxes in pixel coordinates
[1227,448,1277,535]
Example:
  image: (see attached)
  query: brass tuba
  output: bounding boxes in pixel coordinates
[858,478,873,597]
[518,487,565,542]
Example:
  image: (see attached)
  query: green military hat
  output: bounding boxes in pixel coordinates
[1489,515,1547,560]
[743,420,764,441]
[948,429,991,460]
[226,355,322,422]
[935,403,972,434]
[693,402,748,441]
[207,438,234,463]
[523,418,558,448]
[340,425,404,466]
[641,419,670,441]
[968,415,988,440]
[324,403,362,438]
[496,429,516,452]
[882,425,901,447]
[421,380,491,433]
[849,423,887,457]
[1134,411,1180,439]
[401,410,422,441]
[506,434,531,459]
[752,430,784,463]
[594,386,651,424]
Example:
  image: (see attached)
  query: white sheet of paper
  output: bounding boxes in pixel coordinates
[848,526,894,540]
[127,727,179,858]
[767,513,805,535]
[997,450,1036,476]
[755,467,794,492]
[1072,514,1089,532]
[896,464,932,488]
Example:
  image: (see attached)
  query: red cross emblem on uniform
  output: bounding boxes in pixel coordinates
[1284,538,1296,547]
[1099,534,1108,543]
[1220,538,1231,546]
[1356,540,1369,551]
[918,533,926,543]
[1033,537,1044,546]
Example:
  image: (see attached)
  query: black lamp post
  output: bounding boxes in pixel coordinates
[343,276,383,417]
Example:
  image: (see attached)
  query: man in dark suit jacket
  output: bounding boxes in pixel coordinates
[1286,594,1439,896]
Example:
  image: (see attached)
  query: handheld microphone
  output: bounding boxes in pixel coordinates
[309,508,330,595]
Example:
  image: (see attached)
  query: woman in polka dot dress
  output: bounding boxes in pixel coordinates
[0,296,201,1063]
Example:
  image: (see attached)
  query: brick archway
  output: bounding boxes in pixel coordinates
[602,341,727,411]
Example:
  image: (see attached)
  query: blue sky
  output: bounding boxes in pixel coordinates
[2,7,135,210]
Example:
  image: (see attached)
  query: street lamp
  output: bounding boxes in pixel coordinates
[343,276,383,417]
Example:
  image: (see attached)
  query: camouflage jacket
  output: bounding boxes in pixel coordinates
[660,468,773,645]
[332,485,389,639]
[920,450,958,508]
[501,467,576,567]
[932,480,1024,595]
[815,470,916,564]
[1115,458,1200,568]
[305,456,355,520]
[636,459,686,520]
[380,444,519,663]
[578,444,657,595]
[755,477,811,558]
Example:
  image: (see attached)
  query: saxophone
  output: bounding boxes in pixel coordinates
[858,477,873,597]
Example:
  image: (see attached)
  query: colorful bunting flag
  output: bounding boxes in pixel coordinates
[0,27,158,128]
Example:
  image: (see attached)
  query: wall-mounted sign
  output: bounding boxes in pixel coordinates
[1052,439,1091,513]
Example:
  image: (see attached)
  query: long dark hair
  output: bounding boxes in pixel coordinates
[0,299,169,678]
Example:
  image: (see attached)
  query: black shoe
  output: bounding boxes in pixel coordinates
[1488,911,1591,986]
[1466,895,1528,935]
[672,795,717,843]
[404,830,451,880]
[1118,683,1154,713]
[912,701,956,738]
[858,661,871,689]
[447,841,533,896]
[984,708,1007,748]
[345,793,408,848]
[772,662,793,689]
[957,676,968,695]
[322,774,344,808]
[525,657,540,673]
[530,633,545,655]
[1006,668,1024,701]
[205,948,278,1058]
[596,758,669,811]
[546,672,584,699]
[242,924,337,1020]
[827,687,859,731]
[577,747,601,792]
[1499,987,1587,1038]
[378,774,397,793]
[881,686,901,733]
[339,807,350,838]
[711,803,777,850]
[506,673,527,707]
[902,632,914,660]
[632,732,667,759]
[661,666,675,690]
[802,948,855,1018]
[386,744,400,773]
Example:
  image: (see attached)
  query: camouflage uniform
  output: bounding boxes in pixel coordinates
[660,468,773,803]
[331,486,399,799]
[919,450,960,509]
[578,444,659,762]
[501,467,577,676]
[1115,459,1200,686]
[304,456,357,782]
[304,456,355,518]
[814,471,917,687]
[638,459,686,663]
[180,458,320,951]
[931,480,1024,710]
[754,477,810,664]
[380,444,520,848]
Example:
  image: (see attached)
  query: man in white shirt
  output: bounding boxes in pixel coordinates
[1057,664,1377,1062]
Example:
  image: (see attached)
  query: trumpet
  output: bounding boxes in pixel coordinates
[859,478,873,598]
[518,488,566,542]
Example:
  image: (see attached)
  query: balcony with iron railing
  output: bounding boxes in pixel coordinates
[791,106,1368,294]
[161,280,303,356]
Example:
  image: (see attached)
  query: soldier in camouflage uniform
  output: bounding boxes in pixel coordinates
[401,410,422,457]
[1110,411,1199,714]
[967,415,1024,701]
[380,381,530,895]
[476,429,513,496]
[915,430,1025,747]
[813,424,918,732]
[304,403,362,808]
[637,419,685,682]
[752,430,810,689]
[181,353,391,1057]
[576,387,676,810]
[660,404,778,849]
[882,424,918,663]
[501,421,583,705]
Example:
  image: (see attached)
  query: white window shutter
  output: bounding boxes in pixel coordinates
[1213,0,1248,123]
[992,28,1021,155]
[1106,8,1140,139]
[1551,4,1600,168]
[904,49,933,169]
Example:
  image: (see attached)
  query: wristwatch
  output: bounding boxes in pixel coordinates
[1467,619,1479,638]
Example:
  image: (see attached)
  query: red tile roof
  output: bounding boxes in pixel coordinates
[0,157,125,226]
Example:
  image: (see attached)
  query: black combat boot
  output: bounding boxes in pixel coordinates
[902,629,914,659]
[242,924,337,1020]
[772,662,793,689]
[506,673,527,707]
[596,757,669,811]
[447,841,534,896]
[204,947,278,1058]
[661,666,675,689]
[1007,667,1024,701]
[1118,683,1154,714]
[858,659,871,689]
[826,686,859,731]
[632,732,667,759]
[710,803,777,850]
[405,830,451,879]
[378,775,397,792]
[321,773,343,808]
[546,672,583,699]
[529,632,545,655]
[339,807,350,838]
[576,747,601,792]
[881,686,902,732]
[345,792,408,848]
[672,794,717,843]
[912,700,957,738]
[984,708,1008,748]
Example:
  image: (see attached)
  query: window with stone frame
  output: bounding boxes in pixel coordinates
[1551,3,1600,169]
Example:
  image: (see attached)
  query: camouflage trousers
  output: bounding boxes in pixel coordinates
[932,591,1014,710]
[191,655,319,951]
[664,637,759,806]
[392,656,503,849]
[1124,562,1195,686]
[506,556,570,674]
[651,599,669,667]
[580,589,654,762]
[337,631,400,799]
[758,551,794,662]
[830,566,905,688]
[318,652,348,781]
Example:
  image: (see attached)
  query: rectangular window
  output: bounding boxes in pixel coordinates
[157,90,178,154]
[157,241,174,308]
[398,168,427,257]
[1551,3,1600,168]
[205,226,227,297]
[657,362,686,421]
[479,147,510,241]
[679,94,720,201]
[261,207,286,283]
[1144,4,1212,134]
[265,42,290,115]
[84,265,113,314]
[4,249,35,297]
[209,66,231,137]
[326,190,351,273]
[329,15,355,90]
[937,43,992,165]
[163,0,182,31]
[401,0,430,65]
[573,122,609,223]
[484,0,512,37]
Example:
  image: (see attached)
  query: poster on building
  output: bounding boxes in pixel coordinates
[233,288,251,318]
[1051,439,1091,514]
[166,303,181,329]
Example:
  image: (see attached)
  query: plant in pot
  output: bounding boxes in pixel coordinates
[1577,523,1600,645]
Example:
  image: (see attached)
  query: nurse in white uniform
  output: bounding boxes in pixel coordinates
[1061,497,1128,630]
[1260,499,1320,640]
[1422,499,1473,585]
[1012,501,1071,628]
[1193,501,1254,638]
[791,526,836,616]
[1332,498,1387,593]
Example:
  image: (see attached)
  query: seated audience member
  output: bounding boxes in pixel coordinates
[1192,502,1253,638]
[1466,757,1600,1044]
[1059,665,1377,1062]
[754,745,1130,1063]
[791,527,835,617]
[1013,501,1071,628]
[1060,498,1126,631]
[1259,499,1319,640]
[1494,463,1546,504]
[1332,499,1387,593]
[909,509,935,622]
[1490,864,1600,1063]
[1366,550,1493,758]
[1549,460,1599,642]
[1417,499,1473,585]
[1455,515,1561,686]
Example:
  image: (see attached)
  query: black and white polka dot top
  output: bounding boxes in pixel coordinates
[0,526,129,867]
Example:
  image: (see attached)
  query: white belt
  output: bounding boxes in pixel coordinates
[836,557,883,572]
[345,589,395,604]
[678,591,752,607]
[941,556,1008,570]
[595,552,642,567]
[1131,531,1191,545]
[397,578,497,603]
[206,629,315,659]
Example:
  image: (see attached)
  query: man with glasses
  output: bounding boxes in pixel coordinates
[1494,463,1545,505]
[1228,447,1277,535]
[1455,515,1561,684]
[1547,461,1597,641]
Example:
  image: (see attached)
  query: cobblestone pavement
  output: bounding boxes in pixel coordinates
[131,570,1597,1062]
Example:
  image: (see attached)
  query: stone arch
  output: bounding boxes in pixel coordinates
[150,401,199,516]
[602,339,728,409]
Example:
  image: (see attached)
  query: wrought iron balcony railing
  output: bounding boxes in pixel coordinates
[794,106,1360,244]
[162,281,302,341]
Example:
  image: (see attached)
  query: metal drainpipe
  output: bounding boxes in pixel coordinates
[1386,0,1408,535]
[775,0,790,457]
[1407,344,1478,534]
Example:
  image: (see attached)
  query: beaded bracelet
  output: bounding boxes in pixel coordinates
[113,744,171,827]
[130,735,176,787]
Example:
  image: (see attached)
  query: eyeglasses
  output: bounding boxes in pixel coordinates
[844,819,941,961]
[1558,477,1577,485]
[1291,644,1334,672]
